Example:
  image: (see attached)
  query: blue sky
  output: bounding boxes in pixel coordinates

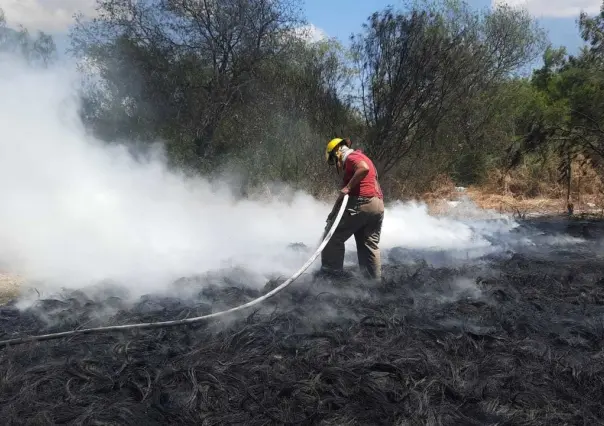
[0,0,596,64]
[302,0,589,57]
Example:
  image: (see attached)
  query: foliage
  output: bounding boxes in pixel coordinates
[0,9,56,66]
[7,0,604,203]
[66,0,361,193]
[349,0,547,193]
[499,1,604,206]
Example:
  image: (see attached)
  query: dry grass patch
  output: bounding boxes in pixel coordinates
[0,273,23,305]
[464,189,565,217]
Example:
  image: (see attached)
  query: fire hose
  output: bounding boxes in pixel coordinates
[0,195,349,347]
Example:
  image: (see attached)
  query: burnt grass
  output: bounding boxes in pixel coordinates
[1,216,604,425]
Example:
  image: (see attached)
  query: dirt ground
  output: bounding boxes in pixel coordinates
[0,273,22,305]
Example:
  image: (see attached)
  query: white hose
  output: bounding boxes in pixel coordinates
[0,195,349,347]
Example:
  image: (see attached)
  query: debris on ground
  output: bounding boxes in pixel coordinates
[0,218,603,425]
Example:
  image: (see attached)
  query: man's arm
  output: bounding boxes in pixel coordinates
[341,160,369,194]
[326,159,370,221]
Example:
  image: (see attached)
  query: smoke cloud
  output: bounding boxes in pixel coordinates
[0,53,529,304]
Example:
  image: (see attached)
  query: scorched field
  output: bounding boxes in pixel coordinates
[0,215,603,426]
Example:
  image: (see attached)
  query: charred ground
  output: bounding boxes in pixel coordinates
[0,216,604,425]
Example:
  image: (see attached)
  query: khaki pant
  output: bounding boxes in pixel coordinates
[321,196,385,280]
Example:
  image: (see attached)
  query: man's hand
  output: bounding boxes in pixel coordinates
[340,186,350,195]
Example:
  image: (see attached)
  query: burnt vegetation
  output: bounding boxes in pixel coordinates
[2,219,604,425]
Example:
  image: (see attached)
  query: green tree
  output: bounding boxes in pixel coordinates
[349,0,547,194]
[69,0,359,195]
[503,0,604,207]
[0,8,56,66]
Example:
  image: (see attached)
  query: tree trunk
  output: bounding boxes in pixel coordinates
[566,151,573,216]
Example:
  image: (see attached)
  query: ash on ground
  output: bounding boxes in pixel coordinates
[1,216,604,425]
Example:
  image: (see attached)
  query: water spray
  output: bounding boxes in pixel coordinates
[0,195,350,347]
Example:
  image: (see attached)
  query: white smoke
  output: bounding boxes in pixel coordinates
[0,53,527,304]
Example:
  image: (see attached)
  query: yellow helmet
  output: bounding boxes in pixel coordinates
[325,138,344,163]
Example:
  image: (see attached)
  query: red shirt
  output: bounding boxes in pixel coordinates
[342,150,383,199]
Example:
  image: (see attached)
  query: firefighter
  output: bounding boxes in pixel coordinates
[320,137,385,281]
